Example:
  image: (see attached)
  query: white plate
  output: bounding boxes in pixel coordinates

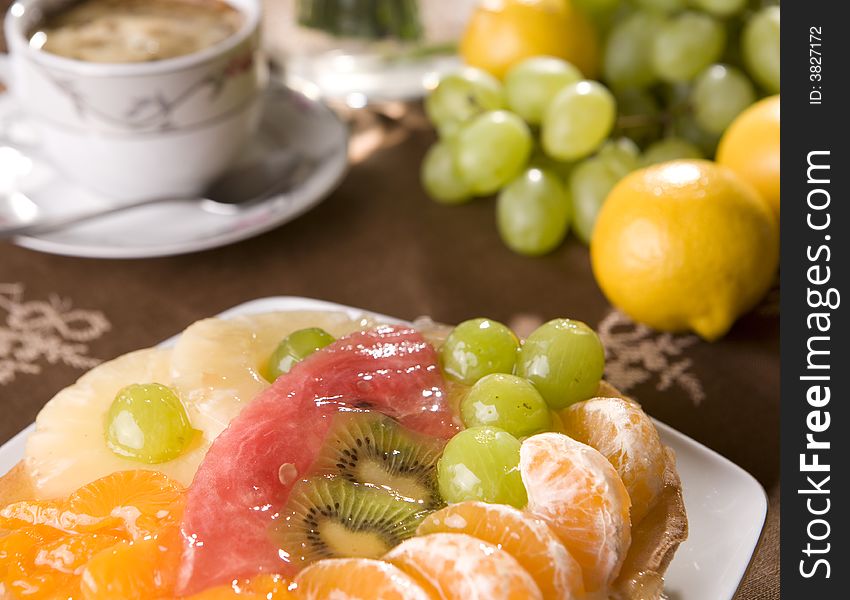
[0,88,349,259]
[0,297,767,599]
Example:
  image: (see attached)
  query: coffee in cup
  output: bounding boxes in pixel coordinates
[30,0,243,63]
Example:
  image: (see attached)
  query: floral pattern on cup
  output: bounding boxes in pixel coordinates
[36,51,257,133]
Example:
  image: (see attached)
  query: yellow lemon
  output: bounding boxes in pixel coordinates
[590,160,779,341]
[717,95,780,218]
[461,0,600,80]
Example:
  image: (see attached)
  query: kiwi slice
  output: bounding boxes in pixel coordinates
[310,411,445,509]
[274,476,430,565]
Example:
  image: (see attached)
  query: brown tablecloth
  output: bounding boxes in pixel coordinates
[0,8,778,600]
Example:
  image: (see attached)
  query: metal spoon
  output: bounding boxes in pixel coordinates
[0,151,311,239]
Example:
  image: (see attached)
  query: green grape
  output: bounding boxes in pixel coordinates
[652,12,726,82]
[454,111,533,195]
[569,140,637,245]
[596,137,640,175]
[528,145,574,182]
[603,11,664,89]
[266,327,335,380]
[436,426,527,507]
[570,159,616,245]
[421,141,472,204]
[542,81,617,162]
[615,88,662,146]
[692,0,747,17]
[504,57,583,125]
[105,383,198,464]
[425,67,504,137]
[440,318,519,385]
[640,137,704,167]
[496,168,571,256]
[634,0,687,13]
[460,374,552,438]
[691,64,756,134]
[517,319,605,410]
[742,6,780,93]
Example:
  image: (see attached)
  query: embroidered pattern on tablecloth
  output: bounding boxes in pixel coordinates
[0,283,111,385]
[598,310,706,406]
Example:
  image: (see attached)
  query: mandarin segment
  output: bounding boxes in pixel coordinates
[183,574,295,599]
[295,558,432,600]
[384,532,543,600]
[79,524,182,599]
[561,397,666,524]
[0,528,121,598]
[184,587,265,600]
[0,470,186,600]
[1,525,68,596]
[2,567,76,600]
[520,432,631,593]
[0,499,109,533]
[418,501,584,599]
[32,531,124,574]
[241,574,295,599]
[67,470,185,539]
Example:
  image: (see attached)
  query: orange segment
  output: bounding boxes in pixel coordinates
[0,471,184,539]
[183,574,294,599]
[0,500,60,529]
[184,587,260,600]
[0,470,186,599]
[185,588,268,599]
[520,432,631,593]
[241,574,295,599]
[561,397,666,524]
[0,528,121,598]
[384,532,543,600]
[31,531,123,574]
[0,500,118,534]
[418,501,584,599]
[79,524,181,599]
[1,525,68,597]
[67,470,185,538]
[295,558,431,600]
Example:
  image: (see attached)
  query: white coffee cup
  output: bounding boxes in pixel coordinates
[1,0,268,201]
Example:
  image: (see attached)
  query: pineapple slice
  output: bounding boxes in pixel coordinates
[24,348,205,499]
[171,311,377,441]
[25,311,373,500]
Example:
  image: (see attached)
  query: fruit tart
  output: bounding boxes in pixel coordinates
[0,309,687,599]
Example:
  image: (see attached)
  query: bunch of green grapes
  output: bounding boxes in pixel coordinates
[421,0,779,254]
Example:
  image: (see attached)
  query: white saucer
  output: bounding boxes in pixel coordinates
[0,87,349,259]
